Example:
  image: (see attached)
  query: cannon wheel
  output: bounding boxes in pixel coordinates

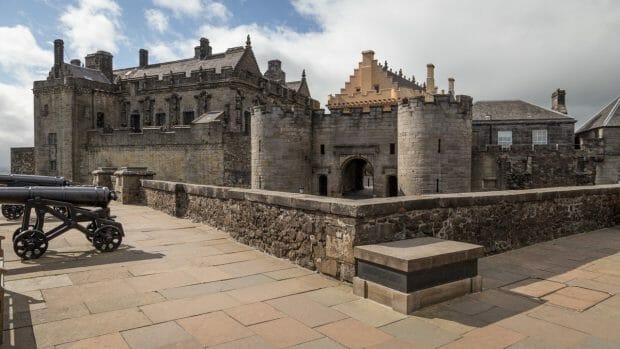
[2,204,24,220]
[14,229,48,260]
[92,226,122,252]
[13,225,36,242]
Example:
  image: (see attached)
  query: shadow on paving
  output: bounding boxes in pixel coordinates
[411,229,620,332]
[2,291,41,348]
[6,246,164,277]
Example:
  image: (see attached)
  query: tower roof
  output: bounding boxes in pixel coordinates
[576,96,620,133]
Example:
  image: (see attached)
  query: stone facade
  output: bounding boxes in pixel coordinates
[141,179,620,281]
[27,37,317,185]
[9,147,35,174]
[576,96,620,184]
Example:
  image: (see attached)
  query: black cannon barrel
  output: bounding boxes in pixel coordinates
[0,186,115,206]
[0,174,69,187]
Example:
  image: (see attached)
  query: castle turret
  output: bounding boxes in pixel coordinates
[397,94,473,195]
[85,51,113,82]
[251,105,312,192]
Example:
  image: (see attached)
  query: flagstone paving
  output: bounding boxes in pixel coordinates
[1,203,620,348]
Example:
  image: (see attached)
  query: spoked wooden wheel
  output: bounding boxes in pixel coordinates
[13,229,48,260]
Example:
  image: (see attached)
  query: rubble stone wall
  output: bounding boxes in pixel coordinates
[141,180,620,281]
[10,147,35,174]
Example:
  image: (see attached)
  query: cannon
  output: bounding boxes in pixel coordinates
[0,186,124,260]
[0,174,71,220]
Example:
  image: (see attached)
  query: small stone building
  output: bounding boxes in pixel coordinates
[576,96,620,184]
[470,91,584,190]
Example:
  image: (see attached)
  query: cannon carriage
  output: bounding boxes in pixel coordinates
[0,174,70,220]
[0,186,124,260]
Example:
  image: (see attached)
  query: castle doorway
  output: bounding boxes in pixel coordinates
[130,114,141,133]
[318,175,328,196]
[387,176,398,197]
[342,158,373,198]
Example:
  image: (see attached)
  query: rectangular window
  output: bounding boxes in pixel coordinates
[155,113,166,126]
[532,129,548,145]
[50,160,57,171]
[320,144,325,155]
[437,139,441,153]
[497,130,512,149]
[374,85,380,93]
[390,143,395,154]
[48,133,57,145]
[183,111,195,125]
[96,112,105,128]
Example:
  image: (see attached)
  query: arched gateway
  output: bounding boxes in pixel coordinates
[341,157,374,198]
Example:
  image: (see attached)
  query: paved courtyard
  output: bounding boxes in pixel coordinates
[1,203,619,348]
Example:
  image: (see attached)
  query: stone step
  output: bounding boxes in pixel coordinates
[353,237,483,314]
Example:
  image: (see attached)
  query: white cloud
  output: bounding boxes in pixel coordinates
[189,0,620,124]
[0,25,52,82]
[145,9,169,33]
[59,0,126,58]
[152,0,231,22]
[0,25,50,169]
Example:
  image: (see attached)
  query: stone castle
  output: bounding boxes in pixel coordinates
[10,36,619,197]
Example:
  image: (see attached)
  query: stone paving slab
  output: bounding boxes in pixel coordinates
[1,203,620,348]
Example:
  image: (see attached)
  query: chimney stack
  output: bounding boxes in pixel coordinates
[425,64,435,101]
[552,89,567,114]
[139,49,148,67]
[54,39,64,67]
[53,39,64,78]
[194,46,200,59]
[448,78,455,96]
[85,51,114,83]
[199,37,212,59]
[70,59,81,66]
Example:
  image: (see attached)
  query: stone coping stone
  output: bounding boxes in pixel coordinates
[115,167,155,176]
[140,180,620,218]
[354,237,484,273]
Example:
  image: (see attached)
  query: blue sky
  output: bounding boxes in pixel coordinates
[1,0,620,169]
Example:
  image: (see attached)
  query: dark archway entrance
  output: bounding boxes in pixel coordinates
[318,175,328,196]
[342,158,373,198]
[387,176,398,197]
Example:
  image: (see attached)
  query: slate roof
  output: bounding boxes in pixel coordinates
[386,70,423,90]
[472,100,575,122]
[192,111,225,124]
[114,47,246,80]
[64,63,110,84]
[576,96,620,133]
[285,81,302,92]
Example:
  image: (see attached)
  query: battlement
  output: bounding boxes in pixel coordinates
[400,94,473,114]
[251,104,312,119]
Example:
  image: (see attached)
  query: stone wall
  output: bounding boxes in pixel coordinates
[10,147,35,174]
[311,107,397,197]
[141,179,620,281]
[471,144,596,191]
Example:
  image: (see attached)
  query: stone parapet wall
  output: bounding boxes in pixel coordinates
[10,147,35,174]
[141,180,620,281]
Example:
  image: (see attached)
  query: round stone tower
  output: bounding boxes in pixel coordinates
[251,105,312,193]
[397,94,473,195]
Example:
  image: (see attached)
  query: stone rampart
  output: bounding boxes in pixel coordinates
[141,180,620,281]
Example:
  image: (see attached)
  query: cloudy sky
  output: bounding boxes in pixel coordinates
[0,0,619,170]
